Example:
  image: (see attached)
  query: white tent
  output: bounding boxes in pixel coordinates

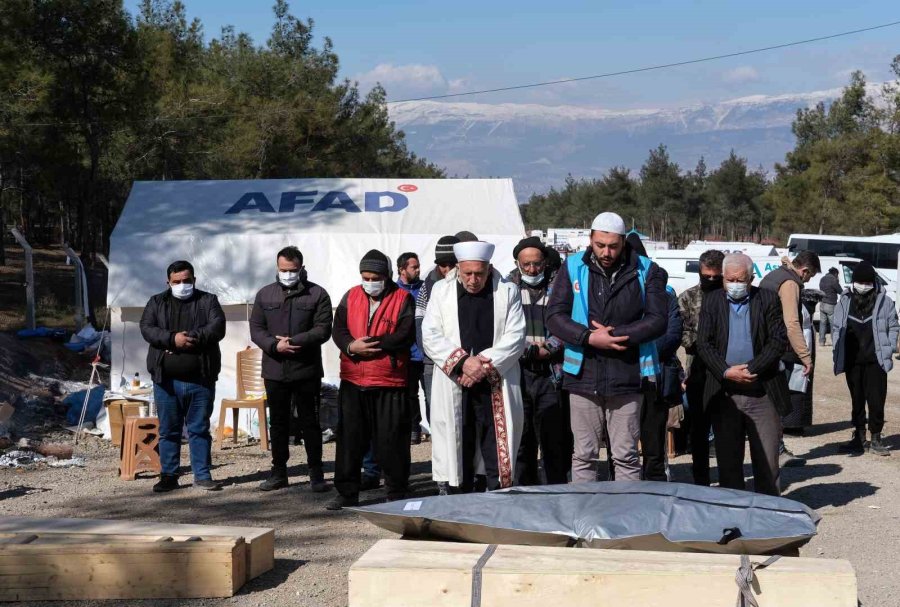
[107,178,525,436]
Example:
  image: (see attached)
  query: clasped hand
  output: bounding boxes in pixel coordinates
[458,354,491,388]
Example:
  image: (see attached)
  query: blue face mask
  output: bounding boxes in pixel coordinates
[725,282,748,300]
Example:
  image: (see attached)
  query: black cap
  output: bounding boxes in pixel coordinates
[360,249,391,278]
[852,261,877,284]
[513,236,545,260]
[434,235,460,265]
[455,231,478,243]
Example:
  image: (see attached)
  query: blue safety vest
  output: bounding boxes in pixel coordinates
[562,253,660,379]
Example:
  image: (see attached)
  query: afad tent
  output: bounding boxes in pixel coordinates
[107,178,526,437]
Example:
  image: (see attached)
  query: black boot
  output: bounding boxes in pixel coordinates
[153,474,179,493]
[325,494,359,511]
[838,428,865,454]
[869,432,890,456]
[259,468,289,492]
[309,466,330,493]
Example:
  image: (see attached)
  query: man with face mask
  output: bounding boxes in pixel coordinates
[249,246,333,492]
[832,261,899,456]
[327,249,416,510]
[508,237,571,485]
[140,260,226,493]
[678,249,724,486]
[696,253,791,495]
[423,241,526,494]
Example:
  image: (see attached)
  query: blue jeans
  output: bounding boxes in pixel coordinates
[362,442,380,480]
[154,379,215,480]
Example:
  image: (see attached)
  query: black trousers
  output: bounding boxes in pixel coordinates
[335,382,410,499]
[460,384,501,493]
[640,391,670,482]
[686,381,714,486]
[515,367,572,485]
[846,363,887,434]
[712,392,781,496]
[264,378,322,473]
[407,361,427,431]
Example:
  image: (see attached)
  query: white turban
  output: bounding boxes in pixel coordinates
[453,241,495,263]
[591,212,626,235]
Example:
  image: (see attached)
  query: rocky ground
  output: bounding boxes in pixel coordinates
[0,338,898,607]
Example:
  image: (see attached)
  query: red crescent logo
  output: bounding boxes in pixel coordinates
[397,184,418,192]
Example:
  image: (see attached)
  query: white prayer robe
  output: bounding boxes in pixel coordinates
[422,268,527,487]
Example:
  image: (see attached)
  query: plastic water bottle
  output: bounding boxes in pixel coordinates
[132,372,140,389]
[148,389,157,417]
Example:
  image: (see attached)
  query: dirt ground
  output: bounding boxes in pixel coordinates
[1,340,899,607]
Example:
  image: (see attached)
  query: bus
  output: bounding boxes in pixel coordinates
[787,233,900,286]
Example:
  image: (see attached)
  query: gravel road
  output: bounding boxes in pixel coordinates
[2,343,898,607]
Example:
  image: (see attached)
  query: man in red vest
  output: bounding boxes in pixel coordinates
[327,250,416,510]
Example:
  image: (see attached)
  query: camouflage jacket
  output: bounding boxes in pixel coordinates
[678,284,703,370]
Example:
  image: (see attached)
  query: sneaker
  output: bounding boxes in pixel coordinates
[437,481,450,496]
[258,473,289,492]
[152,475,179,493]
[410,431,422,445]
[869,433,891,456]
[779,442,806,467]
[360,475,381,491]
[838,429,865,454]
[325,494,359,511]
[309,466,330,493]
[194,479,222,491]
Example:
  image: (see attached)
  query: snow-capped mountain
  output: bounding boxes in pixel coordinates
[389,84,882,198]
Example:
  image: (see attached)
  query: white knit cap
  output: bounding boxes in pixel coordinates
[453,241,495,263]
[591,212,626,235]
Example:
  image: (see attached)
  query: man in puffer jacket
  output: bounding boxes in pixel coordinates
[832,261,899,456]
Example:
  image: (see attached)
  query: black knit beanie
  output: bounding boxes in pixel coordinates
[360,249,391,278]
[852,261,876,284]
[434,235,460,265]
[513,236,545,260]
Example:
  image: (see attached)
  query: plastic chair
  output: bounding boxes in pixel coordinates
[216,348,269,451]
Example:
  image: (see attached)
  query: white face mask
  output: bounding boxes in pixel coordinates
[520,271,544,287]
[171,283,194,300]
[725,281,748,300]
[278,271,300,287]
[362,280,385,297]
[853,283,874,294]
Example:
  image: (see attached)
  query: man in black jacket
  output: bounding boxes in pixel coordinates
[546,212,668,482]
[250,246,333,492]
[697,253,791,496]
[140,260,226,493]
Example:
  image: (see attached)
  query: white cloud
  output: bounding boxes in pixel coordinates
[355,63,449,98]
[722,66,760,85]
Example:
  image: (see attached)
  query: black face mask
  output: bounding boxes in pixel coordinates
[700,275,723,292]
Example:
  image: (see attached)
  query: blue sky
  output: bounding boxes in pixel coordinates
[124,0,900,108]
